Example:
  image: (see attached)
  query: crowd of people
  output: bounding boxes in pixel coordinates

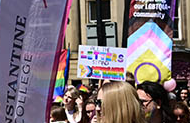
[50,73,190,123]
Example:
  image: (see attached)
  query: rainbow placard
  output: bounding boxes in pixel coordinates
[77,45,127,81]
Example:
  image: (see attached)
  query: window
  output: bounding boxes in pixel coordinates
[173,0,182,40]
[88,0,111,23]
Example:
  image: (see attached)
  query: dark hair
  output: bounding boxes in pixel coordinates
[82,97,96,123]
[51,106,67,122]
[125,71,135,88]
[177,86,189,101]
[137,81,169,104]
[173,101,190,121]
[173,101,189,114]
[137,81,175,123]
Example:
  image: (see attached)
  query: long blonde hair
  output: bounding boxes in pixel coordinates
[101,82,146,123]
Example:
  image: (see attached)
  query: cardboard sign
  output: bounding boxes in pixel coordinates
[125,0,176,84]
[77,45,127,81]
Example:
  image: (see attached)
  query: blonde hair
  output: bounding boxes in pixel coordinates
[101,82,146,123]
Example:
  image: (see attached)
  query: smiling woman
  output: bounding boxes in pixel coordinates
[63,86,83,123]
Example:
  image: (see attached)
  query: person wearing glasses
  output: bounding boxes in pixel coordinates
[137,81,176,123]
[81,97,96,123]
[173,101,190,123]
[95,81,146,123]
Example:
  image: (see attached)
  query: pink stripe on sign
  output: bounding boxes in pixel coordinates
[127,30,171,58]
[127,30,152,57]
[151,31,172,58]
[84,66,90,77]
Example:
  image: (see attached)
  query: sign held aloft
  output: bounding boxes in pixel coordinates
[77,45,127,81]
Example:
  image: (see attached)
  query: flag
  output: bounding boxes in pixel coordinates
[123,0,176,84]
[77,84,89,93]
[53,48,70,102]
[0,0,72,123]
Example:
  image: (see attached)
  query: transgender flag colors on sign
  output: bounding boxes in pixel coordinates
[127,22,172,84]
[126,0,176,84]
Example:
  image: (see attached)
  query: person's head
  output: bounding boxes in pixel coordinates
[82,97,96,123]
[50,105,67,122]
[179,87,189,101]
[98,79,112,88]
[85,100,95,119]
[96,81,145,123]
[137,81,175,122]
[137,81,170,112]
[63,86,79,108]
[96,86,103,122]
[126,71,136,88]
[173,101,190,123]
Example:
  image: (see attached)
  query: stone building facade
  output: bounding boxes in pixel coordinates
[64,0,190,85]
